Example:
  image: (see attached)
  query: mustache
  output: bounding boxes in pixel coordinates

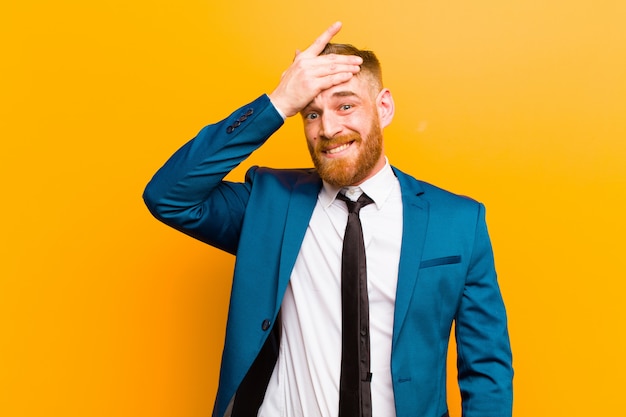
[316,133,362,152]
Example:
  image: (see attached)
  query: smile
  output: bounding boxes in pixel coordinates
[323,141,353,155]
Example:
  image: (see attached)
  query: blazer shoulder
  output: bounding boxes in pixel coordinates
[392,166,481,209]
[419,180,480,207]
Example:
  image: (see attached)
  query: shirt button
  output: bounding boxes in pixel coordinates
[261,319,271,331]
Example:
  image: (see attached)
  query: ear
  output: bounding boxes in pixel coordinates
[375,88,395,128]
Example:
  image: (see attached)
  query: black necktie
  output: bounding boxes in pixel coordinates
[337,192,374,417]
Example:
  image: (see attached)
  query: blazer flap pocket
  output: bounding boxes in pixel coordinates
[419,255,461,269]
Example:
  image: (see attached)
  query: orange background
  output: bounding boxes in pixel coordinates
[2,1,625,416]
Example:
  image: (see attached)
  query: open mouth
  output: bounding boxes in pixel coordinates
[323,141,354,155]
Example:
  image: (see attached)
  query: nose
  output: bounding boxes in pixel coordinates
[319,112,342,139]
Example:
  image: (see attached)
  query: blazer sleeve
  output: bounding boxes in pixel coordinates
[142,94,284,254]
[455,203,514,417]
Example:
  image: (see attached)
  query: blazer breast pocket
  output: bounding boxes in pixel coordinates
[419,255,462,269]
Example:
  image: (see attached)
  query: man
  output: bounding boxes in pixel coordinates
[144,22,513,417]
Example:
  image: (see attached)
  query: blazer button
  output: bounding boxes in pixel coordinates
[245,108,253,116]
[226,125,234,134]
[261,319,271,331]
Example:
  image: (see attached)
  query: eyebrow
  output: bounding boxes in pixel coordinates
[332,90,358,98]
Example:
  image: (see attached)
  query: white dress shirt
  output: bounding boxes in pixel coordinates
[258,161,403,416]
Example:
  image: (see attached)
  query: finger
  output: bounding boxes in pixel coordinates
[307,70,359,93]
[300,21,342,57]
[304,55,362,77]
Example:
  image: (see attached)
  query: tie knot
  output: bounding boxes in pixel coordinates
[337,192,374,214]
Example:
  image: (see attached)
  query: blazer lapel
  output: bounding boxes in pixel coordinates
[271,167,429,342]
[276,171,322,312]
[392,167,429,345]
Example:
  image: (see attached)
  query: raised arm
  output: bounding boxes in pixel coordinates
[143,23,361,252]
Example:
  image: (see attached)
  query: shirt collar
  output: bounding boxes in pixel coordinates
[318,158,396,210]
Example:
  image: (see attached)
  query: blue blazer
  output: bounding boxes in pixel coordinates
[144,95,513,417]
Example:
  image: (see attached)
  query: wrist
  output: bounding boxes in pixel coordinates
[267,94,287,121]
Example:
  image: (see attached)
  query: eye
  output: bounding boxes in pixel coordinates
[339,104,353,111]
[305,112,319,120]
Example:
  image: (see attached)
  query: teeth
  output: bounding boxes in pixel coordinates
[326,143,351,154]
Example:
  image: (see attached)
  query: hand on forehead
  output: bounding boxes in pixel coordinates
[268,22,364,118]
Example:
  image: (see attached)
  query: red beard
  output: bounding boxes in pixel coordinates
[308,118,383,187]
